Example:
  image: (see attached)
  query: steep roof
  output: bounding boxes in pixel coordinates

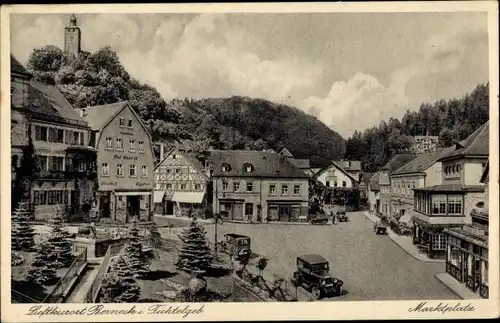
[369,172,381,191]
[334,160,362,172]
[155,147,208,179]
[313,161,358,182]
[288,158,311,169]
[381,153,417,173]
[279,147,294,158]
[76,102,128,131]
[11,55,31,76]
[439,122,489,160]
[207,150,307,178]
[392,148,452,175]
[360,172,374,186]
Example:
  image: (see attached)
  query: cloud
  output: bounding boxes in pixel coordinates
[300,23,488,139]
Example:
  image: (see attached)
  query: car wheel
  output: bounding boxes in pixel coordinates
[311,287,322,300]
[293,272,301,285]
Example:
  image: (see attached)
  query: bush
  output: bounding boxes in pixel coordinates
[11,252,24,266]
[100,256,141,303]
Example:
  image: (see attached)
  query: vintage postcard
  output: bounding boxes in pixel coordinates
[1,1,499,322]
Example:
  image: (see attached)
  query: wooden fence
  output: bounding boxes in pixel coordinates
[43,247,87,303]
[84,245,115,303]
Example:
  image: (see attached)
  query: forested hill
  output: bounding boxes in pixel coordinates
[344,83,490,172]
[24,45,345,167]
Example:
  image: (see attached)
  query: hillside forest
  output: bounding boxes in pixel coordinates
[25,45,345,167]
[344,83,489,172]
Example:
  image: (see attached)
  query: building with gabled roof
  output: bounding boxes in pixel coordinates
[207,150,309,223]
[379,153,417,217]
[153,147,210,216]
[313,160,359,189]
[77,101,155,223]
[368,172,382,213]
[334,160,362,182]
[10,55,97,220]
[412,121,489,259]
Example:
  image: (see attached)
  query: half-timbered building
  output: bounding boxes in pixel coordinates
[153,148,210,216]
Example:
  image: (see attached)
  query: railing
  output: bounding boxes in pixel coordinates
[12,289,42,303]
[43,248,87,303]
[85,245,114,303]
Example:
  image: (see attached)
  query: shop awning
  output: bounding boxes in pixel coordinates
[115,191,152,196]
[172,192,205,204]
[154,191,165,203]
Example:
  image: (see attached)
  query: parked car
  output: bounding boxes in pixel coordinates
[220,233,252,261]
[374,219,388,235]
[309,213,329,225]
[336,208,348,222]
[292,254,344,300]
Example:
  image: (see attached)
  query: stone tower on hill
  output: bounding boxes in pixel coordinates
[64,14,81,57]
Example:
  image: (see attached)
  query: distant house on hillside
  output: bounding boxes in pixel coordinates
[410,135,439,155]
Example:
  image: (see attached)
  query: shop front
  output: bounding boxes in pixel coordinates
[172,191,206,218]
[218,199,245,220]
[412,217,460,259]
[98,189,152,223]
[444,226,489,299]
[266,201,308,222]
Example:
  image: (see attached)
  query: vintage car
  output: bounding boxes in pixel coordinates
[336,208,348,222]
[374,219,388,235]
[220,233,252,261]
[309,212,329,225]
[292,254,344,300]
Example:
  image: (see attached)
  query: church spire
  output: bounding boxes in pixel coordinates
[69,14,77,27]
[64,14,81,57]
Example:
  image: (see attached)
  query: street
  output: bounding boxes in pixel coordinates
[202,212,459,301]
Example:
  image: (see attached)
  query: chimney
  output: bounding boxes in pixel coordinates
[80,108,86,118]
[160,142,165,161]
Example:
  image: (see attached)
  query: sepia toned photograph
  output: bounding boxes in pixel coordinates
[1,2,498,322]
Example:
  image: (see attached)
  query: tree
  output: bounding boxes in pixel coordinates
[11,202,35,252]
[100,256,141,303]
[149,222,162,249]
[12,135,38,211]
[176,218,213,274]
[26,241,58,285]
[45,206,74,268]
[439,127,455,147]
[123,220,150,278]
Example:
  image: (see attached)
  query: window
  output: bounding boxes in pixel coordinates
[166,184,172,190]
[129,164,136,177]
[294,185,300,195]
[101,163,109,176]
[38,155,48,171]
[342,181,347,187]
[138,141,144,153]
[119,117,125,127]
[166,168,171,174]
[141,165,148,177]
[326,181,330,187]
[432,195,447,215]
[56,129,64,143]
[35,125,48,141]
[175,168,180,174]
[105,137,113,149]
[448,195,463,215]
[432,234,447,250]
[116,138,123,150]
[476,201,485,208]
[129,140,136,152]
[281,185,288,195]
[222,163,231,172]
[47,191,56,205]
[127,118,133,128]
[49,156,65,171]
[56,191,63,204]
[172,154,176,159]
[117,164,123,176]
[334,181,338,187]
[73,131,80,145]
[245,203,253,216]
[269,184,276,195]
[246,182,253,192]
[195,184,201,190]
[244,163,253,173]
[233,182,240,191]
[181,184,186,190]
[222,181,228,191]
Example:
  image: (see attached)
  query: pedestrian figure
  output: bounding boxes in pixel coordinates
[332,211,336,224]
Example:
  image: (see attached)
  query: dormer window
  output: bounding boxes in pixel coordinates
[221,163,231,172]
[244,163,254,173]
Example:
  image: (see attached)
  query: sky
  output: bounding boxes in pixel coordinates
[10,12,489,138]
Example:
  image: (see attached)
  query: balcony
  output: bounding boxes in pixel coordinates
[413,210,467,225]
